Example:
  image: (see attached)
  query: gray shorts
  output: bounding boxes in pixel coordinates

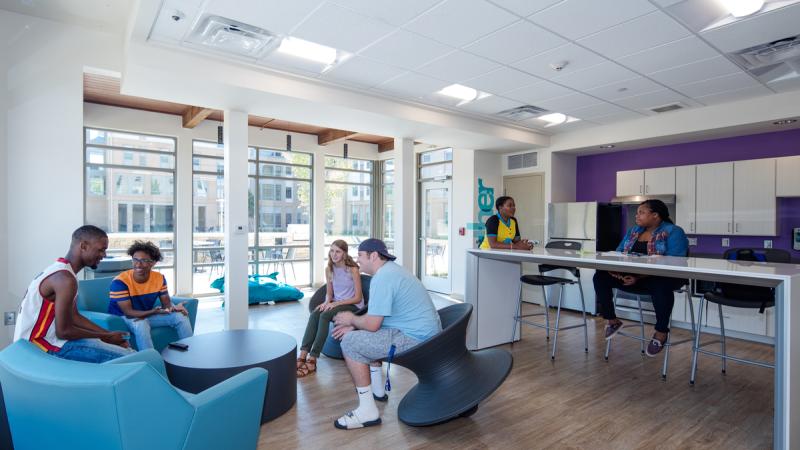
[340,328,420,364]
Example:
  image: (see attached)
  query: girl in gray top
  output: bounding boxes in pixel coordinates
[297,240,363,377]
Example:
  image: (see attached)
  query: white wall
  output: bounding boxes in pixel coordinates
[0,29,9,346]
[3,10,123,348]
[84,103,379,292]
[450,148,476,299]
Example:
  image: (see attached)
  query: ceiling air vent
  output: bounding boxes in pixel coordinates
[187,15,278,58]
[729,35,800,84]
[650,103,685,113]
[496,105,548,121]
[507,152,538,170]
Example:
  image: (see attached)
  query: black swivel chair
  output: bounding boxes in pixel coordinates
[387,303,513,426]
[307,274,371,359]
[511,240,588,360]
[690,248,789,385]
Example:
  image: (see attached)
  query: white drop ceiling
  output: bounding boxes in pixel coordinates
[142,0,800,135]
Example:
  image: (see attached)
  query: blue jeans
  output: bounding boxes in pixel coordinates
[48,338,134,363]
[123,312,193,350]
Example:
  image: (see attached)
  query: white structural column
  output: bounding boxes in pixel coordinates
[223,110,249,329]
[312,143,326,286]
[393,138,415,270]
[174,133,193,295]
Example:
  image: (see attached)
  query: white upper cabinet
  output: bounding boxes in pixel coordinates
[616,170,644,196]
[675,165,696,233]
[733,158,776,236]
[695,162,734,235]
[615,168,675,196]
[776,155,800,197]
[643,167,676,195]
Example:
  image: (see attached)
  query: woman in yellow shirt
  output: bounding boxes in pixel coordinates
[480,196,534,250]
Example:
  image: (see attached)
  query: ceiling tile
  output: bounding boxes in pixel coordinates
[614,89,697,112]
[694,84,774,105]
[649,56,742,86]
[578,11,691,59]
[360,29,453,70]
[585,76,664,101]
[203,0,326,36]
[373,71,450,97]
[486,0,563,18]
[552,61,639,91]
[591,110,648,124]
[330,0,442,26]
[464,67,541,95]
[321,56,407,88]
[565,102,632,119]
[528,0,656,40]
[617,36,721,74]
[404,0,519,47]
[417,51,500,82]
[505,79,575,104]
[511,43,607,79]
[674,72,761,98]
[534,92,603,112]
[457,95,524,114]
[464,20,566,64]
[291,3,395,53]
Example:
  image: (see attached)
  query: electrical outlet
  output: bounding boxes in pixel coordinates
[722,238,730,247]
[4,311,16,326]
[764,240,773,249]
[688,238,698,246]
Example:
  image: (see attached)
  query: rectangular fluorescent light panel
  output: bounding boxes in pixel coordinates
[436,84,491,105]
[537,112,580,127]
[278,37,338,65]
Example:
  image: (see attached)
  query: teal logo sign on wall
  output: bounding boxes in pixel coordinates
[472,178,495,244]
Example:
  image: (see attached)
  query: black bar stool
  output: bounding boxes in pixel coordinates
[511,240,587,360]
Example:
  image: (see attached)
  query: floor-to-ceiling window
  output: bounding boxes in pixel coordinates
[324,156,373,257]
[380,159,394,251]
[191,140,225,294]
[249,147,313,286]
[84,128,176,290]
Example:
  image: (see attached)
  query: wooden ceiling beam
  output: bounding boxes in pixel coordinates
[378,140,395,152]
[318,129,358,146]
[182,106,214,129]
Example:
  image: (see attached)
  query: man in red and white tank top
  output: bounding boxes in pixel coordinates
[14,225,133,363]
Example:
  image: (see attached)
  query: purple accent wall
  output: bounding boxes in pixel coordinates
[576,128,800,257]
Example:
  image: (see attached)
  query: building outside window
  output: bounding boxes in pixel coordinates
[84,128,176,291]
[380,159,394,251]
[191,140,225,295]
[324,156,373,257]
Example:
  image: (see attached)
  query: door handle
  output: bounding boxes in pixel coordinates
[735,223,740,233]
[639,185,643,194]
[645,185,649,194]
[690,222,694,232]
[727,223,731,233]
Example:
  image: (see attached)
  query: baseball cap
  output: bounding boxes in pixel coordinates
[358,238,396,261]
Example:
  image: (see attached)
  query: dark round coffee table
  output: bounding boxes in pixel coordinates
[162,329,296,423]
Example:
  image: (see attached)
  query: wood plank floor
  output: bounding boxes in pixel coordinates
[194,295,774,449]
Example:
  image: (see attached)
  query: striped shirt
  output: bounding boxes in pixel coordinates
[108,270,168,316]
[13,258,73,352]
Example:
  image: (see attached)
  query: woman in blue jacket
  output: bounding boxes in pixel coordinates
[593,199,688,357]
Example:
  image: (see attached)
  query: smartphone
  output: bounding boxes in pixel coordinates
[121,332,131,341]
[168,342,189,351]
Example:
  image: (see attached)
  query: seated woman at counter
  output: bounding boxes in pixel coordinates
[480,196,534,250]
[593,199,688,357]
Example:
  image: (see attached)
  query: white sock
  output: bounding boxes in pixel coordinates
[354,386,379,420]
[370,365,385,397]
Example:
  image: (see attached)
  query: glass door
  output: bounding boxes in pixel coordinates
[419,180,450,293]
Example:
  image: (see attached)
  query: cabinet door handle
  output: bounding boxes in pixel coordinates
[639,185,643,194]
[645,185,649,194]
[735,223,740,233]
[690,222,694,232]
[727,223,731,233]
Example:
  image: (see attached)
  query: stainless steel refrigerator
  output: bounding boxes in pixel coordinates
[537,202,622,314]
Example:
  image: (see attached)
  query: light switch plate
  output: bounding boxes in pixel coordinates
[688,238,697,246]
[764,240,773,249]
[722,238,730,247]
[4,311,16,326]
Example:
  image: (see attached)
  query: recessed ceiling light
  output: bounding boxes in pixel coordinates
[278,37,340,66]
[718,0,764,18]
[599,144,615,149]
[773,119,798,125]
[436,84,491,105]
[537,112,580,127]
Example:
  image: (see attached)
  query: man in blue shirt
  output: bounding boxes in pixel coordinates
[331,239,441,430]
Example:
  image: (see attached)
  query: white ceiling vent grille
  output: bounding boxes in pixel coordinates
[729,35,800,84]
[507,152,538,170]
[187,15,278,58]
[650,103,685,113]
[496,105,548,121]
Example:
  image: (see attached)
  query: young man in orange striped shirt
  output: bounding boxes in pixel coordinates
[14,225,133,362]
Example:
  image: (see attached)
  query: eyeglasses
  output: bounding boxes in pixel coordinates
[132,257,156,265]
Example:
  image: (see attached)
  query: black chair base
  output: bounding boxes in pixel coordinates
[389,303,513,427]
